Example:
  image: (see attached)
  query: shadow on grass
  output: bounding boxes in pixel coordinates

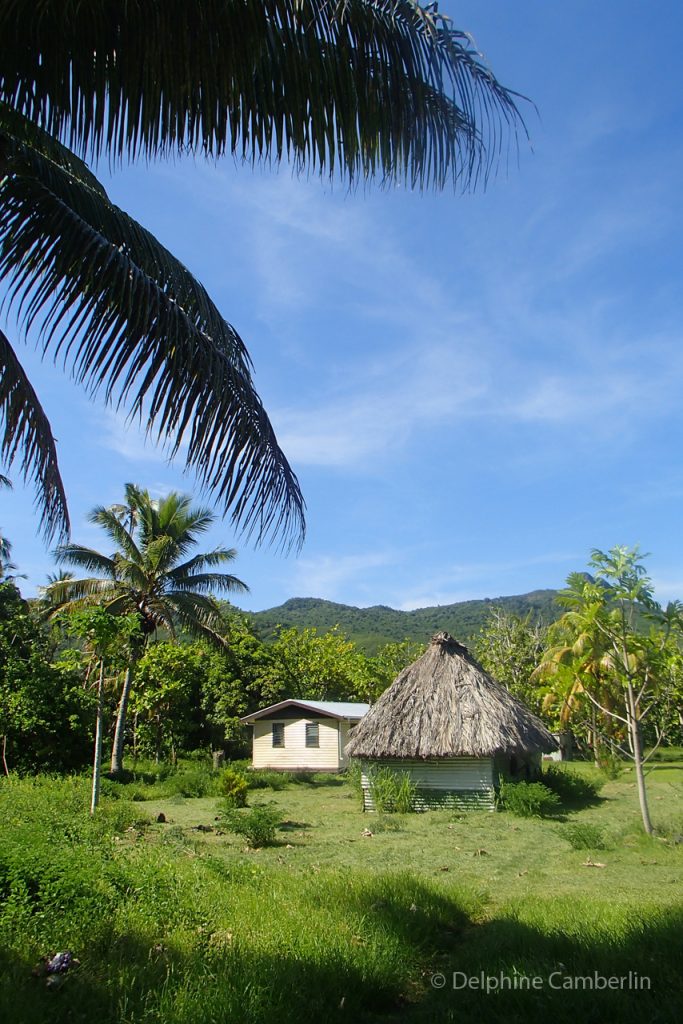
[2,881,681,1024]
[390,903,683,1024]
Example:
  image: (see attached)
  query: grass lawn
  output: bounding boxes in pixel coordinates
[1,760,681,1023]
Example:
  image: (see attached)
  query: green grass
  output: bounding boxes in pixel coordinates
[1,760,681,1023]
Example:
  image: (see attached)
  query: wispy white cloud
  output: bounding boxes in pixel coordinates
[288,550,396,601]
[95,408,191,467]
[391,551,578,611]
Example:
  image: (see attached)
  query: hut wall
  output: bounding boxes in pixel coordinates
[493,751,543,784]
[361,757,496,811]
[252,717,341,770]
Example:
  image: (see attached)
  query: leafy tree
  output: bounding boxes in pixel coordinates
[260,625,371,704]
[0,2,525,545]
[45,484,248,775]
[0,581,93,773]
[132,642,209,762]
[473,608,548,714]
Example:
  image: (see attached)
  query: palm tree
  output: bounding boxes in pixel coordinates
[45,484,249,775]
[0,2,526,546]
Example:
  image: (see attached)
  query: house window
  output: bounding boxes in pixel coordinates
[305,722,319,748]
[272,723,285,748]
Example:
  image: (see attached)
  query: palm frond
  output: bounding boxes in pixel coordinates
[54,544,118,577]
[168,549,241,578]
[1,1,527,190]
[0,125,305,547]
[88,506,143,564]
[0,328,69,541]
[168,572,250,596]
[42,574,118,610]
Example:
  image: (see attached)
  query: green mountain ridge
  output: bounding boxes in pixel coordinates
[248,590,562,654]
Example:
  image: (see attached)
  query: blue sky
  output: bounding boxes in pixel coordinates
[3,0,683,613]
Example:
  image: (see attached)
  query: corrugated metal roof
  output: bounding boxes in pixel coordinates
[240,699,370,724]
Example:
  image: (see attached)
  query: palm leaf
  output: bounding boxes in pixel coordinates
[88,506,143,565]
[0,123,305,547]
[168,572,250,596]
[167,549,242,578]
[1,1,527,189]
[0,328,69,541]
[53,545,118,577]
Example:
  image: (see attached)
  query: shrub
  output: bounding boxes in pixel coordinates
[346,759,364,807]
[542,764,603,805]
[247,769,292,790]
[368,767,418,814]
[218,766,248,807]
[598,754,624,780]
[221,803,282,847]
[560,823,608,850]
[498,780,561,818]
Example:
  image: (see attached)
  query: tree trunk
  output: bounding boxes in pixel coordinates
[591,705,600,767]
[110,664,134,777]
[91,660,105,814]
[626,680,654,835]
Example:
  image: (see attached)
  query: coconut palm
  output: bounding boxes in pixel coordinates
[45,484,249,775]
[0,1,525,546]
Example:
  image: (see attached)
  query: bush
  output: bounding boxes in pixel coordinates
[247,769,292,790]
[542,764,603,805]
[368,767,418,814]
[560,823,608,850]
[346,760,364,807]
[498,780,561,818]
[218,766,248,807]
[221,803,282,847]
[598,754,624,780]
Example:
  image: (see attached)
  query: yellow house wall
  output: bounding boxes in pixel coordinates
[252,718,341,770]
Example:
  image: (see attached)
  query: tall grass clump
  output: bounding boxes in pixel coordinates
[498,780,561,818]
[559,822,609,850]
[346,759,364,808]
[368,767,418,813]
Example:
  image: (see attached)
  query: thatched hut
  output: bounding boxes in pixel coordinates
[345,631,557,810]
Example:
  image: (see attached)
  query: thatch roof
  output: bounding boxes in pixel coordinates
[345,632,557,760]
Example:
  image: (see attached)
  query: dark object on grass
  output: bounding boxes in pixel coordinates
[156,812,166,823]
[33,951,80,989]
[47,951,75,974]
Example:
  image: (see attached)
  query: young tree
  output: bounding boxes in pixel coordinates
[0,2,525,545]
[45,485,248,775]
[552,547,672,835]
[63,608,140,812]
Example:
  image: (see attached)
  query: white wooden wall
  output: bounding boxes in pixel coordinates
[252,718,341,770]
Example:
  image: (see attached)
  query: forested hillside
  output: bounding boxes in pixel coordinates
[249,590,561,653]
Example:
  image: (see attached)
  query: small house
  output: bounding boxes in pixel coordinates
[240,699,370,772]
[345,632,556,810]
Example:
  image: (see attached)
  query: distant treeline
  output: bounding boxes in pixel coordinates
[249,590,562,654]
